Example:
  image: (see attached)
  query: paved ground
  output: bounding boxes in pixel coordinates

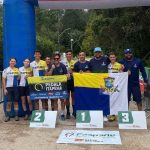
[0,101,150,150]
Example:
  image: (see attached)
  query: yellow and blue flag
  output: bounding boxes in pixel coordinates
[74,72,128,115]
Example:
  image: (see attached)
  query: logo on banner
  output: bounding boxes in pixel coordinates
[105,77,114,89]
[34,84,44,91]
[28,75,68,100]
[57,130,122,145]
[99,77,121,94]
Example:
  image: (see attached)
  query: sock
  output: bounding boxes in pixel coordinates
[15,110,19,117]
[66,106,70,115]
[72,105,75,114]
[5,111,10,117]
[24,110,28,115]
[61,110,65,115]
[28,111,32,115]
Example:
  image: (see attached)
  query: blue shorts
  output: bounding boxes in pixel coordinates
[128,85,142,103]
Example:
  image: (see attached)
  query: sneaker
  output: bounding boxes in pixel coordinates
[108,115,116,122]
[24,114,28,120]
[4,116,10,122]
[60,114,65,121]
[66,113,70,119]
[103,116,108,122]
[72,112,76,119]
[28,115,32,120]
[15,116,19,121]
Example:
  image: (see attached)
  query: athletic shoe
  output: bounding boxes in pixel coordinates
[103,116,108,122]
[4,116,10,122]
[66,113,70,119]
[28,115,32,120]
[15,116,19,121]
[24,114,28,120]
[60,114,65,121]
[108,115,116,122]
[72,112,76,119]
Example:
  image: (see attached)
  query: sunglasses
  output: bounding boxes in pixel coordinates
[54,57,59,60]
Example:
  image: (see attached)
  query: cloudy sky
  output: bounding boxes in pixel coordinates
[0,0,3,4]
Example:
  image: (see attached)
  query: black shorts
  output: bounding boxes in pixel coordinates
[6,87,19,102]
[67,79,74,92]
[19,86,30,97]
[128,85,142,103]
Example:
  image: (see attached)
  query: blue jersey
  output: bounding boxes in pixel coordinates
[89,57,109,73]
[119,58,147,85]
[52,63,67,76]
[74,61,90,72]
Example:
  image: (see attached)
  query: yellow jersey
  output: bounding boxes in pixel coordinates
[66,60,76,71]
[108,62,123,73]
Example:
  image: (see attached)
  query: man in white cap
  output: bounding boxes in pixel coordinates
[89,47,109,73]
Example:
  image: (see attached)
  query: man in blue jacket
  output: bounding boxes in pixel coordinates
[119,48,148,111]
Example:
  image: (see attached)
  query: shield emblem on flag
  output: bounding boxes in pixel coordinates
[104,77,115,89]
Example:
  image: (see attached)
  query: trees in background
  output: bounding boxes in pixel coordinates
[82,8,150,65]
[0,7,150,66]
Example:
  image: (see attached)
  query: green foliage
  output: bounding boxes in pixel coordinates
[0,6,150,67]
[36,9,89,56]
[82,7,150,66]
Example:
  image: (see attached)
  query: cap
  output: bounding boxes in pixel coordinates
[94,47,102,53]
[124,48,133,54]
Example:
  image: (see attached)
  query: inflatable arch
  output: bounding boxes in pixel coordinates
[2,0,150,115]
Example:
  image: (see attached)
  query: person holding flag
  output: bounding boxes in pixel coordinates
[107,52,124,121]
[48,53,70,120]
[119,48,148,111]
[89,47,110,121]
[64,50,76,119]
[108,52,124,73]
[74,51,90,73]
[89,47,109,73]
[30,50,48,110]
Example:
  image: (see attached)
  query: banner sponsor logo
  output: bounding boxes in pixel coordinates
[57,130,122,145]
[28,75,68,100]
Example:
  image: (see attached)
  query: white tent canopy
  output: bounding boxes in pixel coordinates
[38,0,150,9]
